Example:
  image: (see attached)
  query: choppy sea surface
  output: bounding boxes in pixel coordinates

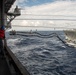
[6,31,76,75]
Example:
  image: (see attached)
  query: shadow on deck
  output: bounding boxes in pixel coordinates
[0,55,11,75]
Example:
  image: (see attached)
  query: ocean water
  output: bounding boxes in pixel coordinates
[6,31,76,75]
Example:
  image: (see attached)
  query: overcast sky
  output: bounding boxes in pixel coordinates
[10,0,76,31]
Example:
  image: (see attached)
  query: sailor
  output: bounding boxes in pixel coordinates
[0,25,5,56]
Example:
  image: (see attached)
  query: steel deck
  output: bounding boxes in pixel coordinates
[0,55,11,75]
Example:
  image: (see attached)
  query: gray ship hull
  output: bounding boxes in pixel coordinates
[64,30,76,41]
[64,30,76,47]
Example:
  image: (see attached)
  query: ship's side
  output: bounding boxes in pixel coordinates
[64,30,76,47]
[64,30,76,41]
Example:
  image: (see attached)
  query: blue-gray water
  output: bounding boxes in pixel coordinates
[6,31,76,75]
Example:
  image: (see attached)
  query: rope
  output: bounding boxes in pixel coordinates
[10,31,70,47]
[16,32,57,38]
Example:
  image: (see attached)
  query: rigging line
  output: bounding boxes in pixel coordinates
[20,14,76,17]
[1,18,76,20]
[11,26,55,28]
[2,18,76,20]
[17,32,56,36]
[11,25,75,29]
[12,26,50,28]
[11,25,68,27]
[12,19,76,21]
[14,32,57,38]
[8,8,76,17]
